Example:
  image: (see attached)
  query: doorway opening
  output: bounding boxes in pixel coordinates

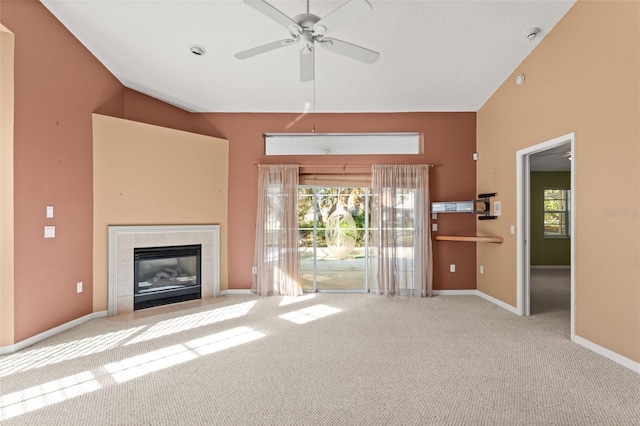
[516,132,576,339]
[298,186,371,292]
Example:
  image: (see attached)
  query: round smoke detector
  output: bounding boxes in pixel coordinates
[526,28,541,41]
[189,44,206,56]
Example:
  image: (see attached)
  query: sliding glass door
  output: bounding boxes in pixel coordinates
[298,186,370,292]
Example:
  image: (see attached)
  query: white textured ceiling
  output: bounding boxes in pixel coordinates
[40,0,575,113]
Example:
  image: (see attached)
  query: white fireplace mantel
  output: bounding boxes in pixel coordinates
[108,225,220,316]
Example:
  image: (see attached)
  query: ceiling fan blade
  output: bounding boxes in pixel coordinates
[313,0,372,35]
[318,38,379,64]
[300,47,315,82]
[235,39,297,60]
[244,0,302,33]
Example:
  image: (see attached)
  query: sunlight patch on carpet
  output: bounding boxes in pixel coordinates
[278,304,342,324]
[105,344,198,383]
[125,300,257,345]
[186,326,265,356]
[106,326,265,383]
[279,293,316,306]
[0,371,101,420]
[0,327,146,377]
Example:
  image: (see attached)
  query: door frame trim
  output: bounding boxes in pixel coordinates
[516,132,576,339]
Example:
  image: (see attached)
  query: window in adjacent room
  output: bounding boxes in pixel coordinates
[543,189,571,238]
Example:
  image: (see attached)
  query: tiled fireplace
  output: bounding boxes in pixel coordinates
[108,225,220,316]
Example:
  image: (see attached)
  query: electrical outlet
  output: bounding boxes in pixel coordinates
[251,266,257,274]
[480,266,484,274]
[494,201,502,216]
[76,282,83,293]
[432,223,438,232]
[510,225,515,235]
[44,226,55,238]
[450,264,456,273]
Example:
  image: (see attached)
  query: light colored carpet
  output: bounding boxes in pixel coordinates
[1,272,639,425]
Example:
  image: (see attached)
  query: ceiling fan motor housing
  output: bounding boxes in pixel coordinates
[294,14,321,50]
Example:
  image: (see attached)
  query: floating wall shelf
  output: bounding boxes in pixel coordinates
[433,235,504,244]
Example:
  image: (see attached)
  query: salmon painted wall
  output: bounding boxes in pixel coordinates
[477,1,639,362]
[123,88,193,134]
[194,112,477,291]
[1,0,124,342]
[0,0,222,345]
[0,24,15,347]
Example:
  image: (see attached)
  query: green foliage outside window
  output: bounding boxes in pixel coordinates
[298,187,369,246]
[544,189,570,238]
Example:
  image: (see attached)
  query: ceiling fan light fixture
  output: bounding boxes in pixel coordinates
[189,44,206,56]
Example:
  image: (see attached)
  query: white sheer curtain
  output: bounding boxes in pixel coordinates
[369,164,433,297]
[253,164,302,296]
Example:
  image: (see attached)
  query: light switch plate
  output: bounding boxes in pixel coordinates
[46,206,54,218]
[44,226,55,238]
[432,223,438,232]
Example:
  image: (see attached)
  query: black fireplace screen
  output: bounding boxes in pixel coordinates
[134,244,201,310]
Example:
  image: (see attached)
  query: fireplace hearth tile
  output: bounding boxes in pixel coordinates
[172,233,193,246]
[163,233,176,246]
[108,225,220,316]
[202,231,213,245]
[118,295,133,315]
[118,248,133,266]
[117,268,133,297]
[202,243,213,257]
[149,232,168,247]
[134,233,151,247]
[119,233,135,249]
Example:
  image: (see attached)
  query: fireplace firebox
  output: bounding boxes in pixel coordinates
[134,244,201,310]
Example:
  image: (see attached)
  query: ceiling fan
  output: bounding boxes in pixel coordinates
[235,0,380,82]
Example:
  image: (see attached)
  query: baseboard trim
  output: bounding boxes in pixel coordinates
[0,311,108,355]
[531,265,571,269]
[476,290,520,315]
[221,289,253,295]
[573,335,640,373]
[432,289,478,296]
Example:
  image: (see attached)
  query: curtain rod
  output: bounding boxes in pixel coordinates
[253,163,435,168]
